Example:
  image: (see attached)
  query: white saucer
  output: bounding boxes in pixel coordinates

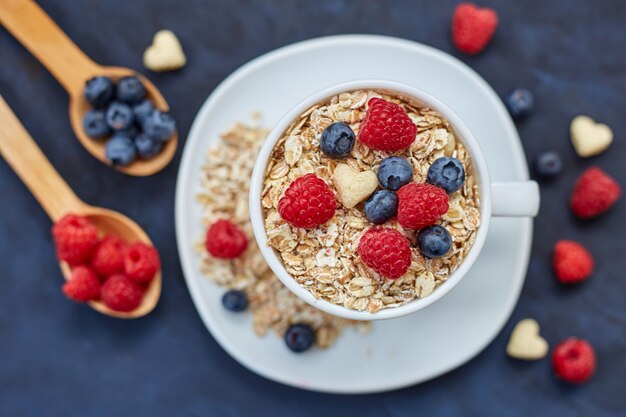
[175,35,533,394]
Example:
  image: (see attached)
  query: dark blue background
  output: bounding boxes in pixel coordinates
[1,1,624,416]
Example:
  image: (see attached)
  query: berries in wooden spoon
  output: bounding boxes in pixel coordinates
[82,75,176,166]
[52,214,160,312]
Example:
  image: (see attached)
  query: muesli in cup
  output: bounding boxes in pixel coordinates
[261,90,481,313]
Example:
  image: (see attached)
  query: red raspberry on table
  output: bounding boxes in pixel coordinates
[397,183,449,230]
[91,236,126,278]
[552,338,596,384]
[357,228,411,279]
[52,214,100,266]
[101,274,144,312]
[123,243,160,283]
[278,174,336,228]
[206,219,248,259]
[552,240,593,284]
[452,3,498,55]
[62,266,101,302]
[358,98,417,152]
[570,167,621,219]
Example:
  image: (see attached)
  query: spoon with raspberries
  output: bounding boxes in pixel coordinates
[0,0,177,176]
[0,95,161,318]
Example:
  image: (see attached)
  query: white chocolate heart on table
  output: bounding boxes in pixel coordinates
[506,318,549,360]
[143,30,186,72]
[570,115,613,157]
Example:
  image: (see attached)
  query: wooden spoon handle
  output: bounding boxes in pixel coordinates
[0,96,84,221]
[0,0,100,94]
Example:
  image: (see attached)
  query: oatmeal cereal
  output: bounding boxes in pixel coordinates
[262,90,481,313]
[196,120,367,347]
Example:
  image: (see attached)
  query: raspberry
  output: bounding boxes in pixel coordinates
[206,220,248,259]
[552,338,596,384]
[397,183,449,230]
[123,243,160,283]
[570,167,621,219]
[452,3,498,54]
[91,236,126,278]
[357,228,411,279]
[62,266,101,302]
[52,214,100,266]
[101,274,144,312]
[278,174,336,228]
[358,98,417,152]
[552,240,594,284]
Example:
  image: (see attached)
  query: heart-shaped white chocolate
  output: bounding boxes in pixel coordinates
[570,115,613,157]
[332,164,378,208]
[143,30,186,72]
[506,319,549,360]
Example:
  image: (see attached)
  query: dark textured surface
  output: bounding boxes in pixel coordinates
[0,1,625,416]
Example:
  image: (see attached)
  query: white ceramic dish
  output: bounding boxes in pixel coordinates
[249,79,539,321]
[175,35,533,393]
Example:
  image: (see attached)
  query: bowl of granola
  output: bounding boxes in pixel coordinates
[250,80,539,320]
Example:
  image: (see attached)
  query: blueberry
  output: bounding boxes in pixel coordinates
[84,76,114,108]
[116,76,146,104]
[377,157,413,191]
[417,225,452,259]
[143,110,176,142]
[320,122,355,158]
[118,123,142,139]
[505,88,534,120]
[135,133,164,159]
[284,324,315,353]
[105,135,136,166]
[132,99,154,125]
[427,157,465,193]
[221,290,248,312]
[533,151,562,178]
[105,101,135,131]
[364,190,398,224]
[83,110,110,138]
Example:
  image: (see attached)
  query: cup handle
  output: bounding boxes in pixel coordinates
[491,181,540,217]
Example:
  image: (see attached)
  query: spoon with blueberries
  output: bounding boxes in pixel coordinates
[0,0,177,176]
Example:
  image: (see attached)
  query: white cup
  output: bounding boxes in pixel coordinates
[250,80,539,321]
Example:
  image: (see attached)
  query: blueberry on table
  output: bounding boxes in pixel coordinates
[105,135,136,166]
[284,324,315,353]
[116,76,146,104]
[135,134,164,159]
[83,110,110,138]
[533,151,562,178]
[320,122,355,158]
[364,190,398,224]
[132,99,155,125]
[221,290,248,312]
[106,101,135,131]
[427,157,465,193]
[505,88,534,120]
[84,76,114,108]
[377,156,413,191]
[143,110,176,141]
[417,225,452,259]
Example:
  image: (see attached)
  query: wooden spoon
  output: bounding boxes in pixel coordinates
[0,0,177,176]
[0,95,161,318]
